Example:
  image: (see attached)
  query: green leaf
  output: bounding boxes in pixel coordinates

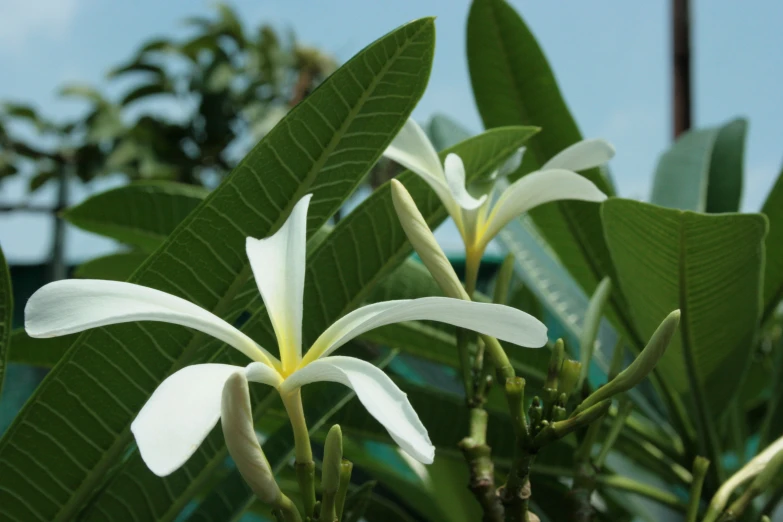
[73,252,151,281]
[0,246,11,397]
[466,0,640,353]
[602,199,766,457]
[63,181,209,251]
[0,19,435,522]
[761,163,783,323]
[651,118,747,213]
[7,330,73,368]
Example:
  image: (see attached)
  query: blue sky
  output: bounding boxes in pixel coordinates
[1,0,782,263]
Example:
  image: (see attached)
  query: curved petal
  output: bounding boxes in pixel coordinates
[245,361,284,388]
[542,139,615,172]
[131,364,244,476]
[383,118,445,183]
[491,147,525,180]
[282,356,434,464]
[246,194,310,372]
[481,169,608,246]
[304,297,547,364]
[383,119,463,223]
[24,279,277,365]
[444,154,486,211]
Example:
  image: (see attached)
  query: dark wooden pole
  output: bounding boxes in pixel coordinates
[672,0,692,138]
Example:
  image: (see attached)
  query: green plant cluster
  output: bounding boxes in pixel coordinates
[0,1,781,521]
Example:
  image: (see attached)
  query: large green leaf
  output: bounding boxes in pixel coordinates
[7,330,73,368]
[63,181,208,251]
[0,246,11,396]
[651,118,747,213]
[75,97,537,521]
[465,0,642,353]
[761,164,783,323]
[0,19,435,522]
[73,251,151,281]
[602,199,766,450]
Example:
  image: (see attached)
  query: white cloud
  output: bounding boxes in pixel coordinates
[0,0,81,51]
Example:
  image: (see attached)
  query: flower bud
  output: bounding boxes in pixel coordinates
[577,277,612,391]
[390,179,470,301]
[545,339,565,390]
[574,310,680,415]
[322,425,343,495]
[557,359,582,401]
[221,372,283,506]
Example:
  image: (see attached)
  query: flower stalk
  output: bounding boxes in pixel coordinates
[685,456,710,522]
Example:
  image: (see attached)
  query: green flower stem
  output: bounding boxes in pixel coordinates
[568,407,609,522]
[465,246,483,297]
[457,328,477,405]
[532,466,688,512]
[335,460,353,521]
[594,400,634,469]
[597,475,686,512]
[500,378,532,521]
[685,456,710,522]
[282,391,316,518]
[459,408,504,522]
[492,254,516,306]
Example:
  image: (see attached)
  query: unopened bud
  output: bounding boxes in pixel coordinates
[577,277,612,391]
[322,425,343,495]
[528,396,543,428]
[391,179,470,301]
[574,310,680,415]
[557,359,582,401]
[545,339,564,389]
[221,373,283,505]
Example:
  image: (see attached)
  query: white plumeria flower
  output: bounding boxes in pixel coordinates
[25,194,548,476]
[383,118,614,260]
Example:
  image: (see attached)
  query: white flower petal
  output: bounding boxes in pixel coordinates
[444,154,486,211]
[24,279,277,365]
[282,356,434,464]
[246,195,310,371]
[304,297,547,364]
[492,147,525,180]
[383,118,445,183]
[245,361,284,388]
[481,169,608,246]
[542,139,615,172]
[383,119,463,223]
[131,364,244,476]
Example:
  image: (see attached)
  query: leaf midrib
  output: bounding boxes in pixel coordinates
[676,212,722,480]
